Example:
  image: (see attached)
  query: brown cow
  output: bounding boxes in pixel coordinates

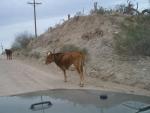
[5,49,12,60]
[45,51,85,87]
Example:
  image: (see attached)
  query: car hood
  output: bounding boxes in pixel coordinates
[0,89,150,113]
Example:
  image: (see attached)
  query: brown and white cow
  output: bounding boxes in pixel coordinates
[5,49,12,60]
[45,51,85,87]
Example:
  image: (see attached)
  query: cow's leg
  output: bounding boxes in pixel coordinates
[79,62,84,87]
[80,70,84,87]
[62,69,67,82]
[74,63,84,87]
[10,55,12,60]
[79,71,84,87]
[7,55,8,60]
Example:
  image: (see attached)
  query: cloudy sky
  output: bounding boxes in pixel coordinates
[0,0,149,52]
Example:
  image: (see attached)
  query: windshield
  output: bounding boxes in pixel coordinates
[0,0,150,113]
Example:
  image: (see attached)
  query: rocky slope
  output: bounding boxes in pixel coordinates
[18,14,150,90]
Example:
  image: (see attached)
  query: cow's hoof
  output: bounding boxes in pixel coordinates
[80,84,84,87]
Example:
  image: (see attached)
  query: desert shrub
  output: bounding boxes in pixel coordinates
[90,2,105,15]
[81,29,103,41]
[60,44,88,55]
[60,44,89,62]
[11,41,21,51]
[75,11,83,16]
[21,50,29,57]
[114,16,150,56]
[90,1,114,15]
[30,51,41,59]
[11,31,34,51]
[60,44,80,52]
[90,6,106,15]
[115,4,126,13]
[142,9,150,15]
[115,0,139,15]
[81,32,93,41]
[96,7,106,14]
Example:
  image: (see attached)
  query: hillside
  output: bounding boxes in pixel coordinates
[15,14,150,91]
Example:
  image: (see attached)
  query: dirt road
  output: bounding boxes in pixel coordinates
[0,55,97,96]
[0,57,86,96]
[0,55,150,96]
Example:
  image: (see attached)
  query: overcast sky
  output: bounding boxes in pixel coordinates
[0,0,149,52]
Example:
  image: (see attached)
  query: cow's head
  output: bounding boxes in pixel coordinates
[45,51,55,64]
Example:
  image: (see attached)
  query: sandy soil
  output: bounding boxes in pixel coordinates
[0,55,150,97]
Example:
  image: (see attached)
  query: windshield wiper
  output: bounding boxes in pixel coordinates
[135,106,150,113]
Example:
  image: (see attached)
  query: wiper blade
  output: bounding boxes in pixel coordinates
[136,106,150,113]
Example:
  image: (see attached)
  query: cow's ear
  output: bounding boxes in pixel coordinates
[47,51,52,55]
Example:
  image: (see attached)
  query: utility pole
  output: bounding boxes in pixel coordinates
[1,42,4,54]
[27,0,42,38]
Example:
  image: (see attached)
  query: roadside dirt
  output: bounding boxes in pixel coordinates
[0,55,149,97]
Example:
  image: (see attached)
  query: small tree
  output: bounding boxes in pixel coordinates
[94,2,98,12]
[11,31,34,51]
[115,4,126,13]
[124,0,139,15]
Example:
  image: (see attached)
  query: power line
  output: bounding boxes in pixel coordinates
[27,0,42,38]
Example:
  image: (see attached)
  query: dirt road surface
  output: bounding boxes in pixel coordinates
[0,55,150,96]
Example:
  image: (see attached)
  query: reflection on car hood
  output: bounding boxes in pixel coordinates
[0,89,150,113]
